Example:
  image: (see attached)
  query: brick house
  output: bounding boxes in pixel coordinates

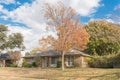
[23,50,91,68]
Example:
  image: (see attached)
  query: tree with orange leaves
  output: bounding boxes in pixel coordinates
[39,37,52,51]
[40,2,89,70]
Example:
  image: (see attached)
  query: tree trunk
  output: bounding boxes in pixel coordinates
[62,51,65,71]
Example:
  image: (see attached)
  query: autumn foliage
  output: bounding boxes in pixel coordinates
[9,51,21,64]
[42,18,89,52]
[41,3,89,52]
[39,2,89,70]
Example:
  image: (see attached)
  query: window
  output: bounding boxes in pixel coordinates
[51,57,56,64]
[67,56,73,66]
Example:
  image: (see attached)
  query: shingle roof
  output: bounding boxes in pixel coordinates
[36,50,60,57]
[0,53,10,60]
[66,50,91,57]
[36,50,91,57]
[22,55,36,58]
[23,50,92,58]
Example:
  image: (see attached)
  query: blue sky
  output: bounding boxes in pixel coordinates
[0,0,120,51]
[80,0,120,23]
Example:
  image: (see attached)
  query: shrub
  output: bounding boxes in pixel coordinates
[25,64,32,68]
[22,59,37,68]
[112,53,120,67]
[9,64,17,67]
[22,62,32,68]
[32,62,37,67]
[57,60,62,68]
[22,59,32,68]
[23,64,32,68]
[87,54,116,68]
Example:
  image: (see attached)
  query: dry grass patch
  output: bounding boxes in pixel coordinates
[0,68,120,80]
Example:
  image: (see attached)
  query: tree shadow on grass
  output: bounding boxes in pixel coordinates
[87,72,120,80]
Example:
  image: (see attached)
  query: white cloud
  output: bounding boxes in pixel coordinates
[8,25,55,51]
[114,4,120,24]
[89,18,115,24]
[105,4,120,24]
[69,0,101,16]
[0,5,8,14]
[0,0,16,4]
[0,0,102,51]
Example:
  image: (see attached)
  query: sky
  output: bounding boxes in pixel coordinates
[0,0,120,51]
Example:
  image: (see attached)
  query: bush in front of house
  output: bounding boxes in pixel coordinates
[32,62,37,67]
[22,59,37,68]
[22,59,32,68]
[9,64,17,67]
[87,54,116,68]
[23,64,32,68]
[57,60,62,68]
[22,62,32,68]
[87,53,120,68]
[111,53,120,67]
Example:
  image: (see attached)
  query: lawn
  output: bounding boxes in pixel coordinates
[0,67,120,80]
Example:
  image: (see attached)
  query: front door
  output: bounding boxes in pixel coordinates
[65,56,73,67]
[41,57,48,68]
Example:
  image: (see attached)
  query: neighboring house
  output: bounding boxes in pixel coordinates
[0,53,11,67]
[23,50,91,68]
[0,52,22,67]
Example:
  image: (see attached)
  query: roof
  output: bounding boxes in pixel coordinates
[0,53,10,60]
[66,50,91,57]
[23,50,92,58]
[22,55,36,58]
[36,50,60,57]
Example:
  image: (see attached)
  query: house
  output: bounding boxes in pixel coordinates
[0,53,11,67]
[0,51,22,67]
[23,50,91,68]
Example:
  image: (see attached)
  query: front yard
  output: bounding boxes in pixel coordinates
[0,67,120,80]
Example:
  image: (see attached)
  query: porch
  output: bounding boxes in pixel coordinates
[40,55,85,68]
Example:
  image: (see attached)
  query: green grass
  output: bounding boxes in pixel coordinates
[0,67,120,80]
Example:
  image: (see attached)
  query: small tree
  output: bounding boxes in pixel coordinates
[0,24,25,52]
[7,33,25,50]
[0,24,8,52]
[9,51,21,64]
[41,2,89,70]
[0,25,24,67]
